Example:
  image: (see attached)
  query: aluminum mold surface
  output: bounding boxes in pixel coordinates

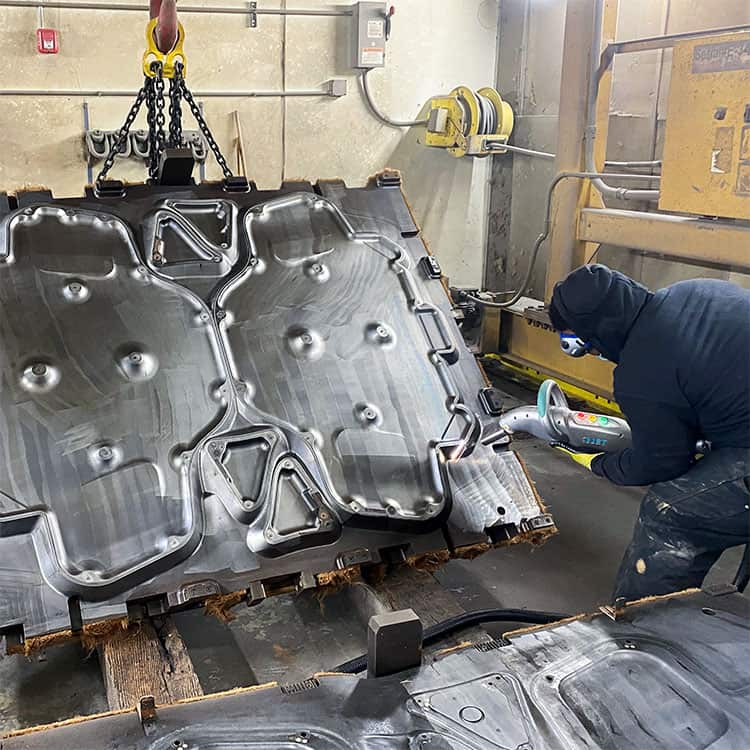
[3,590,748,749]
[0,179,549,639]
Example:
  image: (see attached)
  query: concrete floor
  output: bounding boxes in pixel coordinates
[0,378,745,733]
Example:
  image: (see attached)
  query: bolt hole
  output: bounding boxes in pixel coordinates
[497,506,506,516]
[545,675,554,682]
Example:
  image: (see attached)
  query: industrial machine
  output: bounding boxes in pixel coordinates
[480,25,750,409]
[659,32,750,220]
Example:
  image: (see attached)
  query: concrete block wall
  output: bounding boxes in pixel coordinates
[0,0,502,287]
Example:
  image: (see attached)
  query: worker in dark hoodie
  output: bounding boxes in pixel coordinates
[548,265,750,601]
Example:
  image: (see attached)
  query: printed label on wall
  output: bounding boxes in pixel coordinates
[362,47,385,65]
[692,39,750,74]
[367,19,385,39]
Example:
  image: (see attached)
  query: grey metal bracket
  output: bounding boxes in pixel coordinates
[84,130,208,164]
[599,596,627,622]
[247,1,257,27]
[137,695,158,736]
[367,609,423,678]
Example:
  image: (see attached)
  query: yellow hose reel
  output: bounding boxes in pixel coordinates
[424,86,514,158]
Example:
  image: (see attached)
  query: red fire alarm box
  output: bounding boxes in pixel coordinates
[37,28,59,54]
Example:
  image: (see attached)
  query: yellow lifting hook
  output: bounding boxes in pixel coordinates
[142,18,187,79]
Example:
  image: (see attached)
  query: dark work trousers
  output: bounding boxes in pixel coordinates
[613,447,750,601]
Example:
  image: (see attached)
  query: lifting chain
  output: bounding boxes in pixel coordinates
[146,63,167,181]
[95,84,148,185]
[168,72,184,149]
[174,63,233,181]
[95,34,234,189]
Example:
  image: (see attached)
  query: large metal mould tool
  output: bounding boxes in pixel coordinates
[0,176,553,644]
[3,589,748,748]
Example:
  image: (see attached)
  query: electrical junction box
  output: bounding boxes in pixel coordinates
[659,32,750,220]
[352,2,387,69]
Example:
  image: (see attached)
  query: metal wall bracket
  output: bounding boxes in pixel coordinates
[247,1,257,28]
[84,130,208,165]
[137,696,158,736]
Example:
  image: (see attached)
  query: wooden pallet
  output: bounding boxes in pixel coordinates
[97,565,476,712]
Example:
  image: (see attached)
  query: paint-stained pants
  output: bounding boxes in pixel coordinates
[613,448,750,601]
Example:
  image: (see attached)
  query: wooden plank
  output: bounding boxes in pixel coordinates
[370,565,487,648]
[371,566,465,627]
[98,617,203,711]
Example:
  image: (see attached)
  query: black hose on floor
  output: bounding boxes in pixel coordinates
[333,607,569,675]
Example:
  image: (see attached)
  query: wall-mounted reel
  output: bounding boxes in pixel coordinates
[424,86,514,158]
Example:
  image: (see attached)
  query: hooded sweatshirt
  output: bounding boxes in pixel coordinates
[549,265,750,486]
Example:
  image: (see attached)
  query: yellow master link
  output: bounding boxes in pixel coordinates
[142,19,188,79]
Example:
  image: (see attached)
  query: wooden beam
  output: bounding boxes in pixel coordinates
[372,567,466,627]
[98,617,203,711]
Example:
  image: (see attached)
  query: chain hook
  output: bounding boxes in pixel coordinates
[143,18,187,79]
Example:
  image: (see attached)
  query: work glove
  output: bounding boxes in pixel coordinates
[550,441,602,471]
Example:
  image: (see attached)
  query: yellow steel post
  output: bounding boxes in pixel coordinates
[545,0,620,298]
[580,0,619,265]
[544,0,599,299]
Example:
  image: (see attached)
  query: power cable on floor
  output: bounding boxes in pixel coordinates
[333,607,568,674]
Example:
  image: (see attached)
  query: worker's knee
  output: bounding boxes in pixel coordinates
[614,531,707,600]
[638,487,678,527]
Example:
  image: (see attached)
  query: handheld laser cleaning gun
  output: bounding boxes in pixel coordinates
[483,380,631,452]
[483,379,710,455]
